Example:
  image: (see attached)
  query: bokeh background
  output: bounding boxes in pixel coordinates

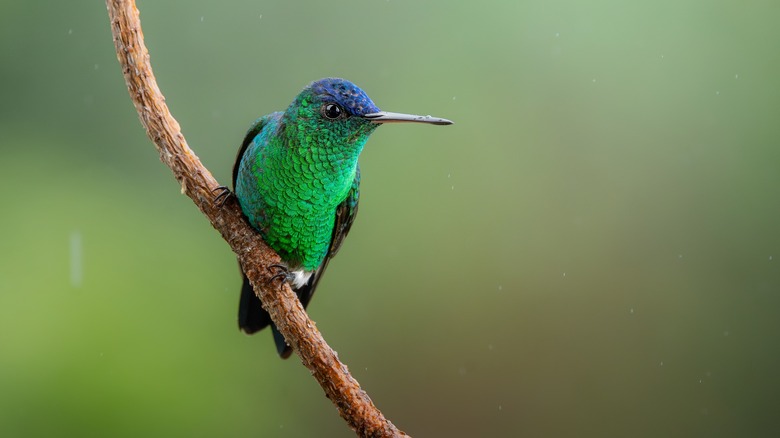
[2,1,779,437]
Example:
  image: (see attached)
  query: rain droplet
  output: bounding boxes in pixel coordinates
[70,231,83,288]
[452,96,457,100]
[498,405,503,411]
[498,285,502,291]
[715,91,720,95]
[562,272,566,277]
[555,32,560,37]
[629,308,635,315]
[769,255,773,261]
[68,29,73,35]
[592,78,596,83]
[660,361,664,366]
[735,73,739,79]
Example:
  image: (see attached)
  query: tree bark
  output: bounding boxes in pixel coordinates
[105,1,409,436]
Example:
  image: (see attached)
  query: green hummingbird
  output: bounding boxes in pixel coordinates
[228,78,452,358]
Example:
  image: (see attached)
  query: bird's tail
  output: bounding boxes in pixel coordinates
[238,272,293,358]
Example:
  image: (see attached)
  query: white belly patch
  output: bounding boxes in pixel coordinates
[290,270,313,289]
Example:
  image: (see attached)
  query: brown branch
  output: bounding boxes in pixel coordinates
[105,1,409,436]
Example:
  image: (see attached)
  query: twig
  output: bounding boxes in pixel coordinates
[105,1,409,436]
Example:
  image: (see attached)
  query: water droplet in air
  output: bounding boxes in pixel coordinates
[200,16,204,22]
[70,231,83,288]
[735,73,739,79]
[629,308,635,315]
[68,29,73,35]
[555,32,560,37]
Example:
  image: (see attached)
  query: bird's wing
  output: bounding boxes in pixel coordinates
[232,113,281,189]
[328,164,361,258]
[296,165,361,310]
[236,113,283,336]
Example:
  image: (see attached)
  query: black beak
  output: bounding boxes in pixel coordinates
[363,111,453,126]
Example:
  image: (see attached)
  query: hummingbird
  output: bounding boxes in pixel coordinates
[228,77,452,358]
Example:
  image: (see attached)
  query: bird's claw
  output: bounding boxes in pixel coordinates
[213,185,232,207]
[267,264,293,288]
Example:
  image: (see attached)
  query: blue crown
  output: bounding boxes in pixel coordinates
[309,78,380,116]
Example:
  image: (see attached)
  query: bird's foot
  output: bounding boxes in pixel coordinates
[212,185,233,207]
[267,264,294,288]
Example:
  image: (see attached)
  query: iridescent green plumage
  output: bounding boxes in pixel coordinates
[231,78,452,358]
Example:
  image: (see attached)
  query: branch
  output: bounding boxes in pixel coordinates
[105,1,409,436]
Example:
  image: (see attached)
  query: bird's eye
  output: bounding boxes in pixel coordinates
[322,103,344,120]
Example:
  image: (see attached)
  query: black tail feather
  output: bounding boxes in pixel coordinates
[237,271,293,358]
[271,325,293,359]
[238,272,272,334]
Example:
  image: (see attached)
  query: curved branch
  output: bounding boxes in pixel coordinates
[105,1,409,436]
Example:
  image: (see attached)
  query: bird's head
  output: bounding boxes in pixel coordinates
[283,78,452,156]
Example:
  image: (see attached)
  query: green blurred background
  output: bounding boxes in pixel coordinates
[1,1,779,437]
